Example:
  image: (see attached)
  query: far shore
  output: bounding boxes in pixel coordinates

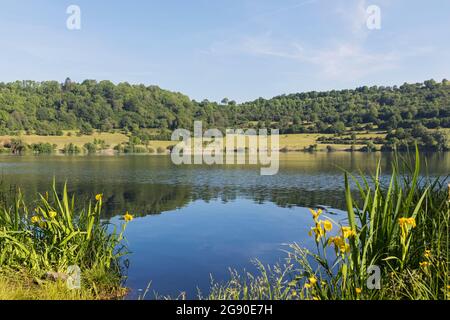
[0,130,386,155]
[1,130,449,155]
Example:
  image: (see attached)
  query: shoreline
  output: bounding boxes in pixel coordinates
[2,130,449,155]
[1,148,449,156]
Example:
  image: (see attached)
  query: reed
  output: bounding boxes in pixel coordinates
[0,183,131,299]
[205,148,449,300]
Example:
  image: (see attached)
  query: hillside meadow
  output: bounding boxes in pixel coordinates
[0,130,390,154]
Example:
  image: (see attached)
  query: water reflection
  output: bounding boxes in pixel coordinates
[1,153,449,217]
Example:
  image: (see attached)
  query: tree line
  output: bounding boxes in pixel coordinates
[0,78,449,150]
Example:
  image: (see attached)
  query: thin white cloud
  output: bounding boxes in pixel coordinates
[241,36,398,79]
[205,32,434,82]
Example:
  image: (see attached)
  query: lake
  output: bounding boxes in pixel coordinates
[1,152,449,298]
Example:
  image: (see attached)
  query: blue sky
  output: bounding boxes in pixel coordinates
[0,0,449,102]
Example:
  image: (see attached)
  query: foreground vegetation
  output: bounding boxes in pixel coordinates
[201,149,449,300]
[0,185,132,299]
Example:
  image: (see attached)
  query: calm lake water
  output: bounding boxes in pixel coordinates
[1,152,449,298]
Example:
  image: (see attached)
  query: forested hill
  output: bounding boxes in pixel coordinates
[1,78,449,136]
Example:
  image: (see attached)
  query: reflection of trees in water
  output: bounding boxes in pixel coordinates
[3,152,447,218]
[1,178,355,218]
[95,184,350,218]
[102,184,193,217]
[191,186,348,211]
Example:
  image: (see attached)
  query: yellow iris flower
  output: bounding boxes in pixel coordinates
[341,226,357,239]
[399,217,416,228]
[31,216,40,224]
[304,276,318,289]
[123,212,134,222]
[328,236,350,254]
[309,225,325,242]
[399,217,417,240]
[322,220,333,232]
[309,208,322,221]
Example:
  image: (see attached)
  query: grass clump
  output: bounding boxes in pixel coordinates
[0,184,132,300]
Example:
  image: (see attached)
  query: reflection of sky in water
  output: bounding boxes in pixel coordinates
[113,199,346,299]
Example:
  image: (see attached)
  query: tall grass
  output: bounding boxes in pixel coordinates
[204,149,449,300]
[0,183,131,299]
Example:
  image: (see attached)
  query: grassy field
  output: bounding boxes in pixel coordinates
[1,128,449,154]
[0,131,174,152]
[0,130,388,153]
[277,132,386,151]
[0,131,128,150]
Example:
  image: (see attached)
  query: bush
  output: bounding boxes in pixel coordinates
[79,123,94,136]
[63,143,81,154]
[31,143,55,154]
[114,144,124,153]
[10,139,27,154]
[304,144,318,152]
[129,136,141,145]
[157,147,166,154]
[93,139,107,150]
[133,146,147,153]
[84,142,97,154]
[359,141,377,152]
[121,143,148,154]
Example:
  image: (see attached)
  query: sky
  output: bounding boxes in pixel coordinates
[0,0,449,102]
